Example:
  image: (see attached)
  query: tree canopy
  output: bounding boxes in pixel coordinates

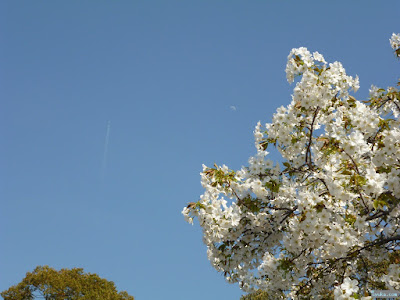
[1,266,134,300]
[240,290,274,300]
[183,33,400,299]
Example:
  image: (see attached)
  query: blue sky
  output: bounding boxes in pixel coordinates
[1,1,399,299]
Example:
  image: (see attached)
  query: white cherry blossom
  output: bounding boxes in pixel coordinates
[183,34,400,299]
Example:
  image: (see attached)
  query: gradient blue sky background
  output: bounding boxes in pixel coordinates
[1,1,399,299]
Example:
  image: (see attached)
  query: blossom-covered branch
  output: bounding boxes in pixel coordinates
[183,33,400,300]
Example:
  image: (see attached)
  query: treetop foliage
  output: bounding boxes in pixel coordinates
[1,265,134,300]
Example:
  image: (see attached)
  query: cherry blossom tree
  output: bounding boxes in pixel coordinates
[183,33,400,300]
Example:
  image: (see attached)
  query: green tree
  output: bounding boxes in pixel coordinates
[1,266,134,300]
[240,290,274,300]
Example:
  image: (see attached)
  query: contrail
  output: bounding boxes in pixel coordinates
[101,120,111,180]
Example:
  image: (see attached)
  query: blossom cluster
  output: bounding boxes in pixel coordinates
[333,278,360,299]
[382,264,400,290]
[390,33,400,57]
[183,34,400,299]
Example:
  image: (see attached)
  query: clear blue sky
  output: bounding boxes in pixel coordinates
[1,1,399,299]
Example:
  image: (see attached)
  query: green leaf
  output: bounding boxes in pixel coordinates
[344,214,356,225]
[373,199,387,210]
[314,202,325,213]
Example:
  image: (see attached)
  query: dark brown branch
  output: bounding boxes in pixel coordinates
[342,150,369,213]
[305,107,320,169]
[393,99,400,113]
[227,182,243,205]
[366,210,390,221]
[342,150,360,175]
[364,234,400,249]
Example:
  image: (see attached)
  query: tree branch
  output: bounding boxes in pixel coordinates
[305,107,320,169]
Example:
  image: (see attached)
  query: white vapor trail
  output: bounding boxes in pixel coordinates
[101,120,111,180]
